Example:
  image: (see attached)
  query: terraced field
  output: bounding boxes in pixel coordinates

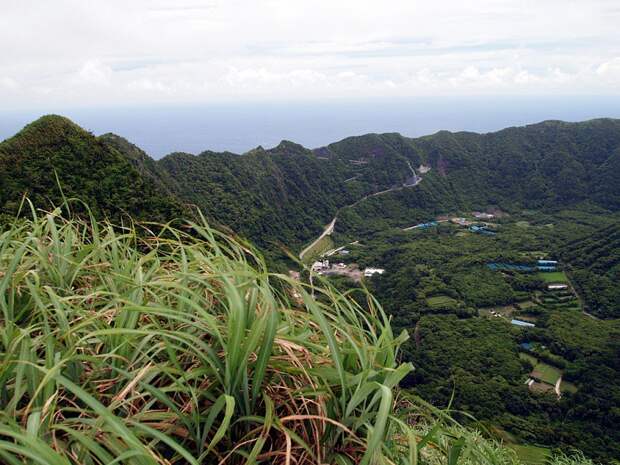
[531,362,562,385]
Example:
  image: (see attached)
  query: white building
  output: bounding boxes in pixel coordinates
[364,267,385,277]
[311,260,329,272]
[548,283,568,290]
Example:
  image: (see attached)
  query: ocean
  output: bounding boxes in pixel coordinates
[2,96,620,159]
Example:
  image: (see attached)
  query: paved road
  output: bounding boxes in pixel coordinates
[299,162,427,259]
[299,217,337,260]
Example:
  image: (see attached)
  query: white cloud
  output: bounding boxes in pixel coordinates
[76,60,112,86]
[596,57,620,76]
[0,0,619,108]
[0,77,18,90]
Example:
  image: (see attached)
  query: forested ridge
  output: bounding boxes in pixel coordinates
[2,115,619,243]
[0,115,185,224]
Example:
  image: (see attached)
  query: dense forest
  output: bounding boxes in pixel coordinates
[0,116,184,224]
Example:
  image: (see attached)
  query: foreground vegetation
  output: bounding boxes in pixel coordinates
[0,206,563,465]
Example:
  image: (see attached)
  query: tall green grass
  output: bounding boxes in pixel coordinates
[0,206,593,464]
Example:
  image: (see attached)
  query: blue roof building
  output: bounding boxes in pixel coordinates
[537,266,557,272]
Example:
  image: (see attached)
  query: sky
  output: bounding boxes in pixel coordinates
[1,0,620,109]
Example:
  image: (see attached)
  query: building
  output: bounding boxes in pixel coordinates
[537,260,558,266]
[473,212,495,220]
[511,319,536,327]
[311,260,329,272]
[537,266,557,272]
[414,221,438,229]
[451,217,471,226]
[364,267,385,277]
[469,225,497,235]
[548,284,568,290]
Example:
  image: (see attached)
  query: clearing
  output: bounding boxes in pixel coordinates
[301,235,335,263]
[530,362,562,385]
[537,271,568,283]
[300,218,336,261]
[426,295,458,308]
[509,444,551,465]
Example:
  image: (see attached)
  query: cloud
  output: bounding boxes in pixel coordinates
[596,57,620,76]
[76,60,113,86]
[0,0,618,108]
[0,77,18,90]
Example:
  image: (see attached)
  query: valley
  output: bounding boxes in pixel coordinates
[309,206,620,462]
[1,115,619,463]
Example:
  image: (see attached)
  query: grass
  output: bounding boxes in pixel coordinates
[537,271,569,283]
[426,295,458,308]
[509,444,552,465]
[0,203,536,465]
[531,362,562,385]
[300,234,334,264]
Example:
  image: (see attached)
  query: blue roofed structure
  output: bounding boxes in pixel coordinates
[537,266,557,272]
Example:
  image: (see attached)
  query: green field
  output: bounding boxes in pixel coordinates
[537,271,568,283]
[531,362,562,385]
[301,235,335,263]
[426,295,458,308]
[509,444,552,465]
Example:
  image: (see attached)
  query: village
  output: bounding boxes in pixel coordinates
[308,210,505,282]
[302,208,584,400]
[481,256,581,398]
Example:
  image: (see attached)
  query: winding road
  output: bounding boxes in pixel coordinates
[299,162,427,260]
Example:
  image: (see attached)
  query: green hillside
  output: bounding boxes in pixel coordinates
[156,143,356,254]
[0,115,184,224]
[560,223,620,318]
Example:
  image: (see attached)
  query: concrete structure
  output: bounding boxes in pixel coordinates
[311,260,329,273]
[364,267,385,277]
[548,284,568,290]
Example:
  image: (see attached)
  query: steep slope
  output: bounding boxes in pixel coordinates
[0,115,184,223]
[157,142,357,251]
[408,119,620,210]
[99,132,181,196]
[560,222,620,318]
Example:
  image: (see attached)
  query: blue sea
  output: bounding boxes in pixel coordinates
[2,96,620,159]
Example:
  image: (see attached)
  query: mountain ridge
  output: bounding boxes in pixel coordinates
[2,114,620,254]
